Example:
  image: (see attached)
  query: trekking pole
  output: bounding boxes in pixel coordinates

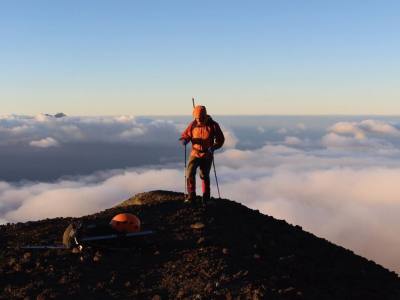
[212,156,221,199]
[184,143,187,197]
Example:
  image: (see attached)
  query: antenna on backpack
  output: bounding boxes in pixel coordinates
[192,97,195,108]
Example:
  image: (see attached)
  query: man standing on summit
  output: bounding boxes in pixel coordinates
[180,105,225,203]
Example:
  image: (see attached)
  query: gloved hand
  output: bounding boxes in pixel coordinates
[180,138,189,146]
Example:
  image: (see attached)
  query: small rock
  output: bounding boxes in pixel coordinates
[36,293,46,300]
[222,248,229,255]
[58,276,67,284]
[110,271,117,284]
[197,237,205,244]
[8,257,17,266]
[13,263,23,272]
[95,281,105,290]
[176,290,185,298]
[225,291,232,300]
[36,290,56,300]
[205,283,213,293]
[190,222,205,229]
[71,247,80,254]
[124,281,131,287]
[23,252,32,262]
[252,289,261,300]
[253,254,261,259]
[152,295,161,300]
[93,251,102,262]
[283,287,296,294]
[154,251,160,255]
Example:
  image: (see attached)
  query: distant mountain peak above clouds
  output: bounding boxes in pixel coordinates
[44,113,67,118]
[54,113,67,118]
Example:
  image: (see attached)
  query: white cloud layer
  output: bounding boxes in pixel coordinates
[0,114,181,146]
[1,117,400,274]
[322,119,400,153]
[0,114,239,152]
[330,120,400,137]
[284,136,302,145]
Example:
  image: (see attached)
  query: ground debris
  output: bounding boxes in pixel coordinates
[1,190,400,299]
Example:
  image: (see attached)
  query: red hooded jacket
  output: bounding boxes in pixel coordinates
[181,115,225,158]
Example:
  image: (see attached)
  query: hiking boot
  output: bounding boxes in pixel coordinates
[184,192,196,203]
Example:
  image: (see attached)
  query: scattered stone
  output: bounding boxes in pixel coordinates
[2,190,400,300]
[23,252,32,262]
[13,263,23,272]
[204,283,213,293]
[190,222,205,230]
[225,291,232,300]
[93,251,102,262]
[48,265,54,272]
[176,290,185,298]
[58,276,67,284]
[204,267,213,276]
[36,293,46,300]
[252,290,261,300]
[8,257,17,267]
[95,282,105,290]
[282,287,296,294]
[110,271,117,284]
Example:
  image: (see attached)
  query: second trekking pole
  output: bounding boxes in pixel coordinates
[212,157,221,199]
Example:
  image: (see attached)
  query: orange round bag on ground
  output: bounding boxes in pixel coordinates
[110,213,141,233]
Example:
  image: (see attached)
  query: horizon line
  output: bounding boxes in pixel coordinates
[3,113,400,118]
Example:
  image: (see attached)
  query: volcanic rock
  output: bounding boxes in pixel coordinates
[1,190,400,299]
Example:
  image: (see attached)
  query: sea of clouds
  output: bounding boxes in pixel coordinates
[1,114,400,273]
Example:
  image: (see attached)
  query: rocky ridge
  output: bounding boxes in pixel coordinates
[1,190,399,299]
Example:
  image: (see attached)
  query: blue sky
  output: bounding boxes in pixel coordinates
[1,0,399,115]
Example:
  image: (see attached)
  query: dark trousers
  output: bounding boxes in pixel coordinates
[186,155,213,197]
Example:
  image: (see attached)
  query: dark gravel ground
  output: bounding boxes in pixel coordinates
[1,190,399,300]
